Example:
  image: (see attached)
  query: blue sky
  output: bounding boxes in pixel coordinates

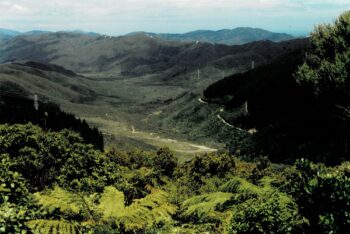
[0,0,349,36]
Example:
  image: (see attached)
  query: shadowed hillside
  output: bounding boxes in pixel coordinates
[0,86,104,150]
[204,45,350,164]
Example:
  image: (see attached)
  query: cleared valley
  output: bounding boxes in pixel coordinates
[0,31,308,159]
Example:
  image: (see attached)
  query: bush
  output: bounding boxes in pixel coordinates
[287,159,350,233]
[152,147,178,177]
[187,152,235,178]
[0,124,101,191]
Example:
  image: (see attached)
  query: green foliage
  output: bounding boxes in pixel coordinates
[152,147,178,176]
[33,186,85,215]
[30,185,177,233]
[1,123,349,233]
[182,192,233,221]
[0,154,35,233]
[286,159,350,233]
[97,186,125,219]
[225,177,306,233]
[181,176,306,233]
[0,124,101,191]
[0,203,33,234]
[295,11,350,107]
[0,154,29,204]
[186,152,235,178]
[220,176,263,195]
[26,219,81,234]
[227,192,305,234]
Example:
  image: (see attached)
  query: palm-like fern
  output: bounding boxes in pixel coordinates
[182,192,234,220]
[32,186,84,215]
[26,219,81,234]
[27,185,177,233]
[220,176,265,195]
[181,176,301,232]
[182,177,267,220]
[98,185,176,231]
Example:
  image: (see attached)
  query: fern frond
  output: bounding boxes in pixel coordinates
[153,202,178,220]
[259,177,277,192]
[97,186,125,219]
[27,219,81,234]
[182,192,234,219]
[220,177,261,195]
[34,186,83,214]
[120,189,176,231]
[145,184,161,193]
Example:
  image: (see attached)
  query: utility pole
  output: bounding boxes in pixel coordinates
[251,60,255,70]
[197,69,200,80]
[34,94,39,111]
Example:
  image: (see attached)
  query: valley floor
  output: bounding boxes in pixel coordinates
[84,116,218,162]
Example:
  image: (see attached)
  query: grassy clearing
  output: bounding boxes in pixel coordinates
[84,116,218,162]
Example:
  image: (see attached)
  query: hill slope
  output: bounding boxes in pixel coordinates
[203,47,350,164]
[133,27,294,45]
[0,32,306,77]
[0,63,104,149]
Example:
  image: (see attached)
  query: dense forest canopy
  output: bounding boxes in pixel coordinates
[1,123,350,233]
[1,10,350,234]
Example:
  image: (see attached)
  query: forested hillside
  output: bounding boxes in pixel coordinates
[204,12,350,164]
[0,93,104,150]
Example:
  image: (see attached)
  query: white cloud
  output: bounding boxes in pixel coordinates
[0,0,349,34]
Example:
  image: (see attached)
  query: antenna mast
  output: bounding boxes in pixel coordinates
[34,94,39,111]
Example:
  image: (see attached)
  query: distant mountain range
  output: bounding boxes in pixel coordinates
[0,28,47,38]
[0,28,97,44]
[0,27,296,46]
[129,27,295,45]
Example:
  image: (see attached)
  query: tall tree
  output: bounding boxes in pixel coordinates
[295,11,350,117]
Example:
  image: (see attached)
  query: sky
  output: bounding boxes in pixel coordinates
[0,0,349,36]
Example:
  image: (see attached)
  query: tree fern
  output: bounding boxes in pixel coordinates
[220,176,262,195]
[181,176,305,233]
[27,219,81,234]
[28,185,177,233]
[182,192,234,219]
[33,186,83,214]
[113,187,177,231]
[97,186,125,220]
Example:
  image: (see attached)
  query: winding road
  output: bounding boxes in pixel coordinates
[198,97,248,133]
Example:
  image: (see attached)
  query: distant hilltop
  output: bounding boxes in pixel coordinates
[128,27,296,45]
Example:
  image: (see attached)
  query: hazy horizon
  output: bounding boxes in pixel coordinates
[0,26,309,37]
[1,0,350,37]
